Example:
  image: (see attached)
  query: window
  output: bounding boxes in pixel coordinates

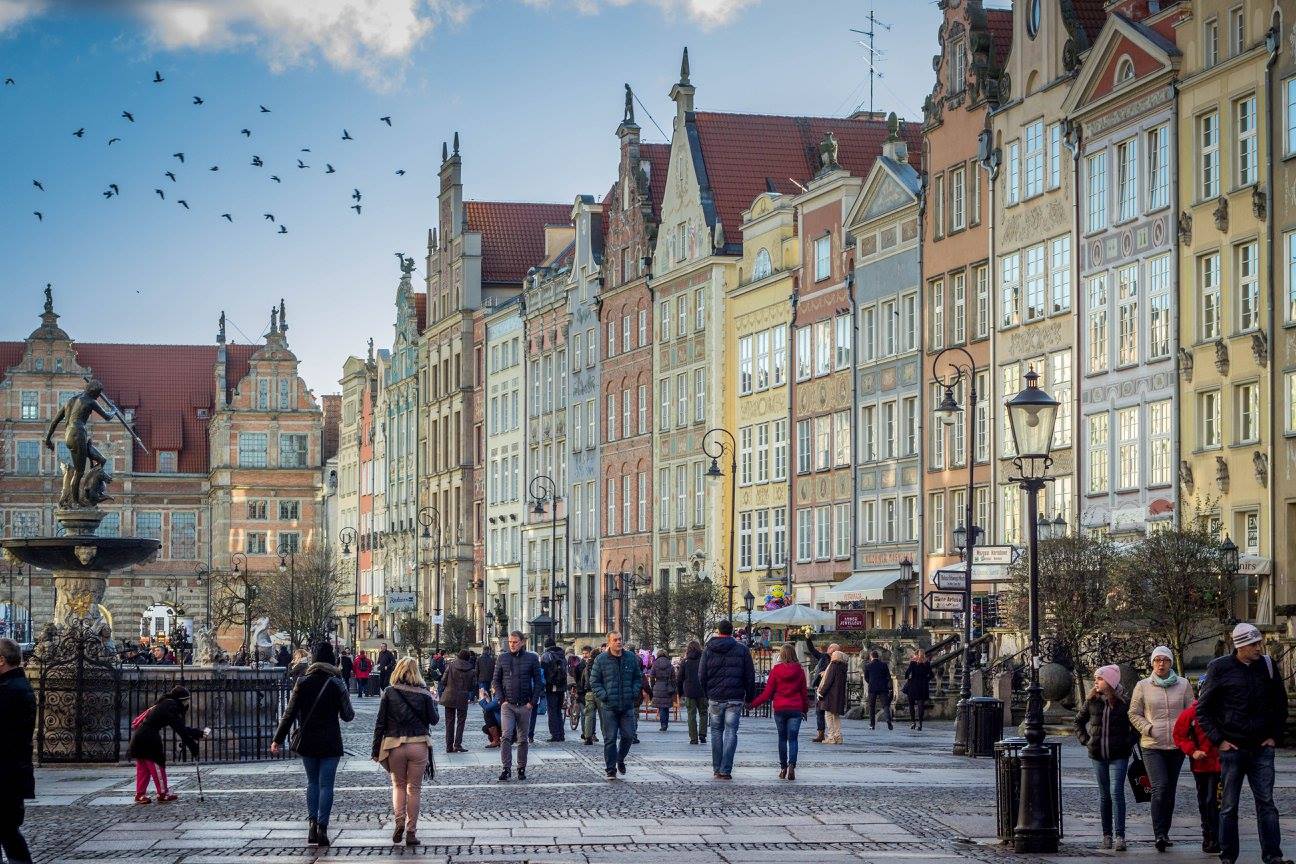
[1088,413,1110,493]
[278,378,291,410]
[608,394,617,442]
[257,378,270,410]
[772,327,786,385]
[19,391,38,420]
[1050,235,1071,314]
[902,396,919,457]
[974,370,990,463]
[1117,406,1139,490]
[929,493,946,554]
[772,508,787,565]
[1287,231,1296,323]
[1287,372,1296,433]
[1237,95,1258,187]
[1025,243,1046,321]
[1001,489,1022,545]
[815,505,831,559]
[834,315,851,369]
[694,369,705,422]
[1287,78,1296,156]
[1230,6,1245,56]
[738,512,753,570]
[1149,400,1172,485]
[949,39,966,92]
[934,175,944,237]
[952,272,966,344]
[929,389,945,470]
[1201,112,1220,199]
[1148,125,1169,210]
[755,330,770,389]
[136,511,162,540]
[623,474,631,532]
[882,499,897,543]
[975,265,989,339]
[814,236,831,281]
[659,377,670,431]
[1024,121,1044,198]
[280,433,307,468]
[248,500,268,520]
[1001,363,1020,457]
[1048,123,1062,190]
[834,503,851,559]
[756,423,770,483]
[171,512,197,559]
[638,309,648,347]
[238,433,268,468]
[951,166,966,231]
[1148,255,1171,359]
[1116,265,1138,367]
[755,510,769,567]
[572,402,584,451]
[796,420,811,474]
[96,511,120,538]
[902,495,918,542]
[1243,511,1260,553]
[1238,382,1260,443]
[796,508,812,562]
[659,300,670,341]
[659,468,670,526]
[1116,137,1138,222]
[1200,253,1221,340]
[638,471,647,531]
[773,419,788,480]
[1050,351,1072,447]
[795,326,811,380]
[1204,17,1219,67]
[739,426,753,486]
[861,307,876,362]
[1000,252,1021,328]
[246,531,267,554]
[623,389,631,438]
[815,319,832,375]
[815,414,832,470]
[859,499,876,544]
[638,385,648,435]
[695,288,706,331]
[931,280,945,349]
[607,478,617,535]
[677,295,687,337]
[1006,140,1020,205]
[752,248,772,280]
[15,441,39,475]
[861,405,876,462]
[834,411,850,466]
[902,293,919,352]
[881,402,897,461]
[1238,242,1259,331]
[278,532,300,554]
[1201,390,1222,448]
[1086,152,1107,231]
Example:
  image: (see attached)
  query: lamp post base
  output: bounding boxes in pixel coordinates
[1013,744,1060,853]
[952,697,970,756]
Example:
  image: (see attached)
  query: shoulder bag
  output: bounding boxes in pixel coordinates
[288,678,330,754]
[1127,744,1153,803]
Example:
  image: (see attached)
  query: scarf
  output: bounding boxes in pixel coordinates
[1151,670,1179,688]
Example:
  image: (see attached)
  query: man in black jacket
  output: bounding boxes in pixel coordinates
[540,638,568,742]
[376,643,397,692]
[0,639,34,864]
[679,641,707,745]
[491,630,541,782]
[699,620,755,780]
[1197,622,1288,864]
[864,650,893,731]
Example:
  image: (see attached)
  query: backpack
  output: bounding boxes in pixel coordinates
[543,652,567,690]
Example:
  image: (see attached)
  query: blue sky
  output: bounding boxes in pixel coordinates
[0,0,943,393]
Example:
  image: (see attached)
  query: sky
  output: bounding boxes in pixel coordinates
[0,0,944,395]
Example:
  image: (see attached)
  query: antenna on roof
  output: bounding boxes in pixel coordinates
[849,1,891,116]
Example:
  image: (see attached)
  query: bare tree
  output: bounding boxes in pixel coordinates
[630,579,722,649]
[441,613,473,653]
[396,615,431,661]
[256,545,345,646]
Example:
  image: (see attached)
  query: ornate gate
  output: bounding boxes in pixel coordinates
[36,625,122,763]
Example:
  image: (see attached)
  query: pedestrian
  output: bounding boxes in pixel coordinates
[127,684,205,803]
[1172,673,1221,855]
[376,642,396,692]
[1074,664,1136,851]
[490,630,541,782]
[699,619,756,779]
[590,630,643,779]
[353,650,372,698]
[441,649,476,753]
[806,637,839,743]
[339,648,354,692]
[1196,622,1288,864]
[864,650,893,731]
[232,644,250,667]
[371,656,438,847]
[750,642,809,781]
[290,648,309,681]
[0,638,35,864]
[1129,645,1193,853]
[903,648,933,730]
[275,643,291,669]
[816,650,848,744]
[540,637,568,742]
[578,645,601,745]
[477,643,497,692]
[270,641,355,847]
[679,640,707,745]
[646,648,672,731]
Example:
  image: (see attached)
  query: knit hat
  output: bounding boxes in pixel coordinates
[1095,664,1122,691]
[312,641,336,665]
[1231,622,1263,648]
[1150,645,1174,662]
[166,685,191,702]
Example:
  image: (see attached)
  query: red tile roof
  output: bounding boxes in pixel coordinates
[464,201,572,285]
[691,112,923,246]
[641,142,671,220]
[1069,0,1108,46]
[0,341,258,473]
[986,9,1014,69]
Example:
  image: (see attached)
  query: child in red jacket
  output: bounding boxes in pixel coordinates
[1172,674,1221,855]
[750,643,810,781]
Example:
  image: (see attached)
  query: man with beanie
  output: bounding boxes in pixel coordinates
[540,637,568,742]
[1197,622,1288,864]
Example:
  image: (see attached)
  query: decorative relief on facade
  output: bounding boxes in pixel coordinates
[1213,197,1228,232]
[880,467,896,488]
[1004,318,1068,357]
[1252,331,1269,368]
[880,367,897,391]
[1179,459,1194,493]
[1213,340,1229,376]
[901,465,918,487]
[1080,370,1176,404]
[1254,451,1269,488]
[1215,456,1230,494]
[737,392,788,422]
[999,199,1068,247]
[1253,186,1267,221]
[860,372,877,394]
[1178,347,1193,383]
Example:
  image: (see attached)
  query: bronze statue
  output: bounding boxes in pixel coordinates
[45,380,115,508]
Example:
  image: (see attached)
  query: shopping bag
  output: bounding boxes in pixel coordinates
[1127,748,1153,803]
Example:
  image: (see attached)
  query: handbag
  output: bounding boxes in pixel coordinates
[1127,746,1153,803]
[288,678,330,754]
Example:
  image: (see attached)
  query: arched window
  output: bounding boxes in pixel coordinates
[752,248,773,280]
[1115,57,1135,85]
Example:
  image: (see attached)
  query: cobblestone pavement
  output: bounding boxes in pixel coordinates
[24,697,1296,863]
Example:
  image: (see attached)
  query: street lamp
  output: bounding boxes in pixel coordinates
[743,589,756,646]
[194,564,211,631]
[703,428,738,619]
[1219,534,1241,621]
[553,579,568,639]
[419,506,440,643]
[279,552,296,648]
[529,474,560,644]
[1005,367,1061,853]
[230,552,251,657]
[933,345,980,757]
[898,556,914,631]
[340,528,359,659]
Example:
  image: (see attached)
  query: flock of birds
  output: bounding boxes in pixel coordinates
[6,71,408,234]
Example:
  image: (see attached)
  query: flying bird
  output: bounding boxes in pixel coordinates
[325,163,335,174]
[102,190,114,199]
[351,204,362,214]
[164,171,176,182]
[209,165,219,172]
[109,184,119,195]
[153,70,164,83]
[107,137,121,145]
[300,147,311,152]
[177,200,189,209]
[192,96,204,106]
[73,128,85,138]
[155,188,165,200]
[380,116,392,126]
[173,152,185,162]
[341,129,353,140]
[32,180,43,191]
[241,128,251,137]
[221,213,233,222]
[278,225,288,234]
[121,111,134,122]
[352,189,361,202]
[395,169,406,176]
[270,175,281,183]
[297,159,308,169]
[259,104,271,113]
[32,211,42,221]
[264,213,275,221]
[251,156,263,167]
[4,78,14,86]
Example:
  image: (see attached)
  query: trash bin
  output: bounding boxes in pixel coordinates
[966,696,1003,757]
[994,736,1064,843]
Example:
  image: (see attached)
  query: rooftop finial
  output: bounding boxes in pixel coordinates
[680,47,690,85]
[367,337,374,363]
[887,111,900,141]
[623,83,635,124]
[270,305,278,334]
[217,311,226,344]
[43,283,53,314]
[442,140,448,162]
[453,131,459,156]
[279,298,288,333]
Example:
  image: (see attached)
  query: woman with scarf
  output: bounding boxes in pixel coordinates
[1074,664,1136,851]
[1129,645,1193,853]
[372,656,439,846]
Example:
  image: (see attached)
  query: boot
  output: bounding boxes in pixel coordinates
[786,765,795,781]
[316,824,331,848]
[812,732,824,743]
[392,820,404,844]
[308,819,319,845]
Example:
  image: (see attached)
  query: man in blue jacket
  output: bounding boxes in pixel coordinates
[491,630,542,782]
[589,631,643,780]
[699,619,755,779]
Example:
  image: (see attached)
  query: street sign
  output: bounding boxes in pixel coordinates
[386,592,416,612]
[933,569,969,591]
[972,545,1015,566]
[924,591,966,612]
[835,610,868,631]
[431,613,444,625]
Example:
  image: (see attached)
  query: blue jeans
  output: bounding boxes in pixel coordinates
[301,755,340,827]
[599,706,636,772]
[1091,757,1128,838]
[657,706,670,730]
[1219,746,1282,863]
[708,700,743,774]
[774,711,802,769]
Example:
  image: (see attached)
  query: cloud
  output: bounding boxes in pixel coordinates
[527,0,758,29]
[0,0,46,33]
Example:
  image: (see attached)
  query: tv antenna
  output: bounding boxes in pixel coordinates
[850,4,891,116]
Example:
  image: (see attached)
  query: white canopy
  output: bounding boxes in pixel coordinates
[824,571,901,603]
[749,603,837,627]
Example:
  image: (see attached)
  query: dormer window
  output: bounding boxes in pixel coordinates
[157,451,177,473]
[753,248,773,281]
[1115,58,1135,86]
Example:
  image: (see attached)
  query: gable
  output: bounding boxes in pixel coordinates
[1062,13,1178,116]
[860,170,917,224]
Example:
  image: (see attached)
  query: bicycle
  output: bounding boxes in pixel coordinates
[566,687,581,731]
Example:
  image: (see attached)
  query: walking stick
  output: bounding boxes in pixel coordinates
[195,726,210,802]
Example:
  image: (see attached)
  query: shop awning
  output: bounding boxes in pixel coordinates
[824,571,901,603]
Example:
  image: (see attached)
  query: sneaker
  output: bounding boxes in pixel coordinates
[498,768,511,782]
[134,794,152,804]
[617,760,626,775]
[606,769,617,779]
[1113,837,1126,852]
[1100,836,1112,850]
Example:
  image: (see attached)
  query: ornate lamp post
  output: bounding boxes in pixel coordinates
[340,528,359,658]
[529,474,559,645]
[418,506,440,647]
[1005,368,1061,853]
[279,552,296,647]
[897,556,914,632]
[230,552,251,655]
[743,590,756,646]
[703,428,738,619]
[1219,534,1240,622]
[932,345,980,757]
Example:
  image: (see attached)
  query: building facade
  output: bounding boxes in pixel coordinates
[480,300,525,637]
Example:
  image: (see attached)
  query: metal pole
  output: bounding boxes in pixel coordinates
[434,528,442,649]
[727,454,736,620]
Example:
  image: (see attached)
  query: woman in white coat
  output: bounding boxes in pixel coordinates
[1128,645,1193,853]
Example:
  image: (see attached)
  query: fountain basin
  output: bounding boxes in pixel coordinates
[2,537,160,572]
